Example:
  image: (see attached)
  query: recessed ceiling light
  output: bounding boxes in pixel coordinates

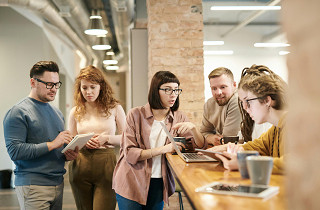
[279,51,290,55]
[204,50,234,55]
[210,6,281,11]
[254,43,290,47]
[203,41,224,46]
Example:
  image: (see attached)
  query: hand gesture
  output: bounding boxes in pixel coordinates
[48,130,73,151]
[164,142,185,153]
[64,146,79,161]
[207,144,228,153]
[172,122,195,135]
[226,143,244,154]
[216,152,239,171]
[86,134,101,149]
[206,134,223,146]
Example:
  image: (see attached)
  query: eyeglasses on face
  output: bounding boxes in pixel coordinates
[159,88,182,95]
[241,97,264,109]
[33,78,62,89]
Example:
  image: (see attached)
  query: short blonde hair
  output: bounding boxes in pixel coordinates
[208,67,234,81]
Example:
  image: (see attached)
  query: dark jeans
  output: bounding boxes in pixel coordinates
[116,178,164,210]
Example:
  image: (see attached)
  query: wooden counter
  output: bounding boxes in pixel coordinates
[166,153,286,210]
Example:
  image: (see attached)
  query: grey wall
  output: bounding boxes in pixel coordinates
[0,7,75,170]
[130,28,148,107]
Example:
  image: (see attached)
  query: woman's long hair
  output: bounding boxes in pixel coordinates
[238,65,287,141]
[73,65,119,121]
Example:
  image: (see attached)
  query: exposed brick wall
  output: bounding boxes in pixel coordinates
[147,0,204,126]
[282,1,320,209]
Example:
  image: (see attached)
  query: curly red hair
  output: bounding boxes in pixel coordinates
[73,65,119,121]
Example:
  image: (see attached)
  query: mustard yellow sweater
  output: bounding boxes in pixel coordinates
[242,113,286,174]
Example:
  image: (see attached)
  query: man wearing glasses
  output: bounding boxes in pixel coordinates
[200,67,242,146]
[3,61,78,209]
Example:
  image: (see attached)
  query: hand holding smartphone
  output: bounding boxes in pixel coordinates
[195,149,231,160]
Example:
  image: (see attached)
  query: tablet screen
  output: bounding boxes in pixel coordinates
[207,183,268,194]
[195,182,279,199]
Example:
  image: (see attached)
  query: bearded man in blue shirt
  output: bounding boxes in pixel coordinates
[3,61,78,210]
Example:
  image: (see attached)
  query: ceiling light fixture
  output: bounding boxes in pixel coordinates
[106,51,115,55]
[92,35,111,50]
[105,65,119,70]
[254,43,290,48]
[84,10,108,36]
[210,6,281,11]
[203,41,225,46]
[204,50,234,55]
[103,52,118,65]
[279,51,290,55]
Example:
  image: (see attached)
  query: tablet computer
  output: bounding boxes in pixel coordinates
[61,133,94,153]
[194,148,231,160]
[195,182,279,199]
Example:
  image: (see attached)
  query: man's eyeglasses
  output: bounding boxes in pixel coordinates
[34,78,62,89]
[241,97,264,109]
[159,88,182,95]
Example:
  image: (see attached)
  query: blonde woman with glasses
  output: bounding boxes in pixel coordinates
[209,64,288,174]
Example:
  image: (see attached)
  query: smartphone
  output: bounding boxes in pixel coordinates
[195,148,223,155]
[194,148,231,160]
[195,182,279,199]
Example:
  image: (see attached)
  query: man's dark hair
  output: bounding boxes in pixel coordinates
[30,61,59,78]
[148,71,180,112]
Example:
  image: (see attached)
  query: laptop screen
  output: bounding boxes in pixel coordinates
[160,122,184,156]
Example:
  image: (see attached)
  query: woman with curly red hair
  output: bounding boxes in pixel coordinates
[68,65,126,210]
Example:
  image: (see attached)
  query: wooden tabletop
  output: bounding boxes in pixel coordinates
[166,153,287,210]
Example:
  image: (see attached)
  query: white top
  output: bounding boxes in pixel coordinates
[149,120,167,178]
[238,122,273,142]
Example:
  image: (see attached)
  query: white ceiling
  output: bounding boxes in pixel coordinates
[202,0,283,41]
[202,0,287,56]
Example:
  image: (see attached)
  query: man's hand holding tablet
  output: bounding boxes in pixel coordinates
[61,133,95,153]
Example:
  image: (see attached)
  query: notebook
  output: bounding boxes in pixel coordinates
[160,122,217,162]
[61,133,95,153]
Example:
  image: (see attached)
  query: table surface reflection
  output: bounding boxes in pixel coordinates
[166,153,286,210]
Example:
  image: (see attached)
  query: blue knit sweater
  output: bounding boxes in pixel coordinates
[3,97,66,186]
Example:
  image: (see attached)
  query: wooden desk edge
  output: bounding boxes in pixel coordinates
[167,156,197,210]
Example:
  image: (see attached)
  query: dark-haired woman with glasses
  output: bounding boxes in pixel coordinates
[112,71,204,209]
[209,64,288,174]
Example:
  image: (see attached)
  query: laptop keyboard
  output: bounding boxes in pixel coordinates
[183,153,211,160]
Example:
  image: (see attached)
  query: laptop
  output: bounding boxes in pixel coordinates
[160,122,218,163]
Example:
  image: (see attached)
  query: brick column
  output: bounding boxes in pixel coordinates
[147,0,204,125]
[282,1,320,209]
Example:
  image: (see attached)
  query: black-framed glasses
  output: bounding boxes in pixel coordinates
[241,97,264,109]
[159,88,182,95]
[34,78,62,89]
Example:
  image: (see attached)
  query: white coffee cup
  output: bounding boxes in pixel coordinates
[246,156,273,185]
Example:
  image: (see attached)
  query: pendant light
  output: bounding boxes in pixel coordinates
[84,10,108,36]
[103,51,118,65]
[92,35,111,50]
[105,65,119,71]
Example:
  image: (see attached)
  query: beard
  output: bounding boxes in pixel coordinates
[215,96,231,106]
[36,89,56,103]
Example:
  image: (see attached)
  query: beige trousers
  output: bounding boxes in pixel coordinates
[15,182,64,210]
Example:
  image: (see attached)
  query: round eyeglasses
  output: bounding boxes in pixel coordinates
[34,78,62,89]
